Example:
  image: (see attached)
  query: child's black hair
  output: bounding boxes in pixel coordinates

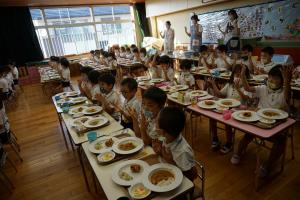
[139,48,147,55]
[143,86,167,108]
[180,59,192,70]
[50,56,60,62]
[126,47,131,52]
[132,48,139,54]
[241,44,253,52]
[228,9,238,19]
[60,57,69,68]
[269,65,283,85]
[191,14,199,21]
[149,55,160,63]
[217,45,227,53]
[108,52,116,60]
[98,73,115,86]
[90,50,95,54]
[87,70,100,84]
[262,46,274,57]
[80,66,93,75]
[166,21,171,25]
[159,55,170,65]
[158,106,185,137]
[120,46,126,51]
[121,78,138,91]
[130,44,137,49]
[200,45,208,53]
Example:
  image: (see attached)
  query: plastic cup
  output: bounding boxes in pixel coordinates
[223,110,232,120]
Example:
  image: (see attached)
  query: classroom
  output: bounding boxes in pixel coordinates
[0,0,299,199]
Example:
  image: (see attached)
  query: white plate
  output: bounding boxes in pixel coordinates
[170,92,178,99]
[220,72,232,77]
[97,150,115,163]
[112,160,149,186]
[71,116,91,127]
[232,110,260,122]
[189,90,208,97]
[169,85,189,91]
[139,81,154,86]
[253,74,268,82]
[150,78,164,83]
[112,137,144,155]
[83,116,109,129]
[259,118,276,124]
[70,97,87,104]
[82,106,103,115]
[143,163,183,193]
[69,106,87,115]
[216,98,241,108]
[137,76,150,82]
[128,182,151,200]
[197,100,217,109]
[257,108,288,120]
[88,136,118,154]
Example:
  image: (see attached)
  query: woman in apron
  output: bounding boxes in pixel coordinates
[160,21,175,53]
[218,9,240,52]
[185,14,203,52]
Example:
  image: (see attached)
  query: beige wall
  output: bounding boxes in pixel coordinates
[149,0,270,45]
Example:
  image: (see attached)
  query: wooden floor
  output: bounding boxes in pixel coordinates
[0,83,299,200]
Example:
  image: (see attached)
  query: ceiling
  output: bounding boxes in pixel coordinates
[0,0,145,7]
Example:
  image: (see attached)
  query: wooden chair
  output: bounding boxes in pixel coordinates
[193,160,205,200]
[3,132,23,162]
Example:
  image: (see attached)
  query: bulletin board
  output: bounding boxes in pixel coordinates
[198,0,300,44]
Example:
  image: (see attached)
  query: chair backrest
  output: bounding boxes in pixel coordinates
[194,160,205,199]
[0,147,7,168]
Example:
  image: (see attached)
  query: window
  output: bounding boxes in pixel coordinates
[30,5,135,58]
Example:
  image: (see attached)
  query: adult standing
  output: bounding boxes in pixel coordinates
[160,21,175,53]
[184,14,203,52]
[218,9,240,52]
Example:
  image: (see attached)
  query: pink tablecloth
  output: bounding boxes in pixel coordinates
[187,105,296,138]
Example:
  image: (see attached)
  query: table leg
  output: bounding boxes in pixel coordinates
[58,113,69,151]
[77,146,90,192]
[254,139,263,191]
[66,128,75,151]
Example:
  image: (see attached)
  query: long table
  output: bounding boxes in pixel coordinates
[80,129,195,200]
[187,104,296,190]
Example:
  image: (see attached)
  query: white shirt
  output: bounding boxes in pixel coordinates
[255,85,287,109]
[161,68,174,82]
[149,65,163,79]
[0,105,9,134]
[108,59,117,69]
[0,78,9,93]
[146,117,159,139]
[12,67,19,80]
[125,53,134,60]
[215,57,233,69]
[220,83,248,101]
[104,90,120,106]
[90,84,100,100]
[61,68,70,81]
[256,61,276,73]
[162,28,175,52]
[179,72,195,86]
[5,73,14,90]
[225,19,240,43]
[122,96,141,123]
[120,52,126,58]
[163,135,195,171]
[199,55,213,68]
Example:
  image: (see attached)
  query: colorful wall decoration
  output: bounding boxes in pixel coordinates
[198,0,300,44]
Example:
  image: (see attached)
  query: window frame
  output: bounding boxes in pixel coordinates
[30,4,136,58]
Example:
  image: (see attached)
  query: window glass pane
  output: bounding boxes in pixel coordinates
[113,5,131,20]
[30,9,45,26]
[48,26,97,56]
[96,22,135,48]
[93,6,113,22]
[35,29,51,58]
[45,8,70,25]
[69,7,92,23]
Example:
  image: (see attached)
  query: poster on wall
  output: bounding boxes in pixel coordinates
[198,0,300,44]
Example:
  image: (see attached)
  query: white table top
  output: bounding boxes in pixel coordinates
[61,111,123,145]
[81,129,194,200]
